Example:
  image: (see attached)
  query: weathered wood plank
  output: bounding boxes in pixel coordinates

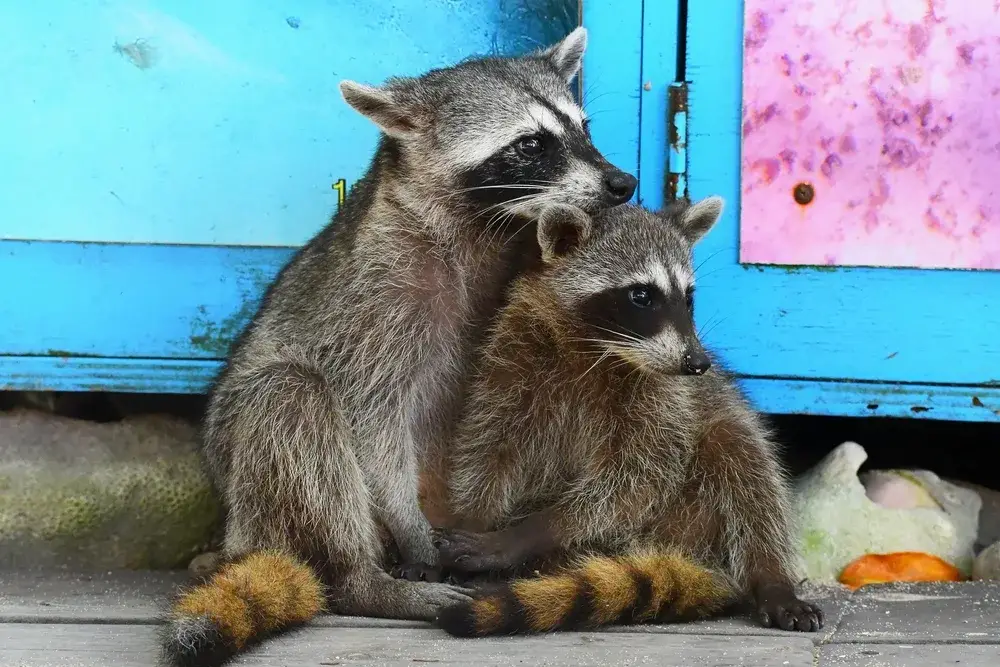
[0,570,423,629]
[821,643,1000,666]
[833,582,1000,644]
[0,624,818,667]
[0,241,288,361]
[0,570,187,624]
[607,582,850,643]
[0,570,848,640]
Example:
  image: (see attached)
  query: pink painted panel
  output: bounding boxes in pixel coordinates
[739,0,1000,270]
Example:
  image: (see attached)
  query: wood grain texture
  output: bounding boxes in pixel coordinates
[821,644,1000,666]
[0,569,423,630]
[0,570,844,636]
[4,355,999,421]
[0,624,818,667]
[4,573,1000,665]
[684,0,1000,388]
[0,570,187,624]
[833,582,1000,644]
[0,357,220,393]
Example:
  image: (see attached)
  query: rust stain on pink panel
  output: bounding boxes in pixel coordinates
[740,0,1000,270]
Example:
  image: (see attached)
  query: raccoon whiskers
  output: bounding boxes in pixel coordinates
[467,203,516,234]
[472,207,517,251]
[608,343,653,372]
[505,188,560,217]
[469,190,547,252]
[424,184,552,207]
[573,346,615,383]
[567,338,642,368]
[693,248,726,277]
[466,207,520,277]
[497,217,539,251]
[690,266,728,284]
[469,191,545,227]
[580,88,616,114]
[436,203,821,641]
[568,337,632,347]
[592,325,645,346]
[423,181,563,213]
[697,315,727,340]
[621,361,646,383]
[180,25,645,665]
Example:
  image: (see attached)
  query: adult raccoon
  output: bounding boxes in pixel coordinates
[161,28,637,667]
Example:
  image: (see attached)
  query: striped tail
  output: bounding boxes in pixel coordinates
[159,551,325,667]
[437,550,734,637]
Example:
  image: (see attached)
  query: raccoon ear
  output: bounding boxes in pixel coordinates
[538,26,588,83]
[537,205,592,263]
[340,80,422,139]
[677,196,724,244]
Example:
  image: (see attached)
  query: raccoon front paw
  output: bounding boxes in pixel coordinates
[391,562,445,583]
[755,586,824,632]
[444,569,507,588]
[432,528,516,573]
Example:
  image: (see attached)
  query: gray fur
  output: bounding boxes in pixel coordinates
[536,204,593,263]
[538,26,588,82]
[200,27,632,624]
[444,199,815,619]
[679,195,724,243]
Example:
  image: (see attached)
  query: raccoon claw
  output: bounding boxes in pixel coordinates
[444,569,505,589]
[391,562,444,583]
[756,592,824,632]
[432,528,513,573]
[401,580,476,619]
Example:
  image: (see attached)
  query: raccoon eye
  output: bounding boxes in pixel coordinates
[515,135,544,158]
[685,286,695,312]
[628,285,656,308]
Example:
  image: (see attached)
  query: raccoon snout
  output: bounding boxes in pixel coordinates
[683,349,712,375]
[603,170,638,205]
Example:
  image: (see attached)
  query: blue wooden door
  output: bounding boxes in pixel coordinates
[0,0,581,392]
[10,0,989,423]
[673,0,999,422]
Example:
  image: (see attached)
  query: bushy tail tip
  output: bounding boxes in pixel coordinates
[159,614,233,667]
[438,550,733,637]
[159,550,324,667]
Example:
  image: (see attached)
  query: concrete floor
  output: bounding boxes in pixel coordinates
[2,571,999,665]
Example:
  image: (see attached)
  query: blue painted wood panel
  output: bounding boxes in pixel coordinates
[682,0,1000,389]
[636,0,680,208]
[3,355,997,423]
[0,0,564,247]
[0,240,289,359]
[5,0,996,423]
[580,0,643,185]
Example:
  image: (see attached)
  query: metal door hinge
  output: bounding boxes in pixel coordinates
[666,82,688,202]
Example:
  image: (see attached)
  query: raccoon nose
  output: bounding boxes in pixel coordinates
[683,351,712,375]
[603,170,638,205]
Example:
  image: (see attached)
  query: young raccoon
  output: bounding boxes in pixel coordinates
[433,200,824,636]
[161,28,638,667]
